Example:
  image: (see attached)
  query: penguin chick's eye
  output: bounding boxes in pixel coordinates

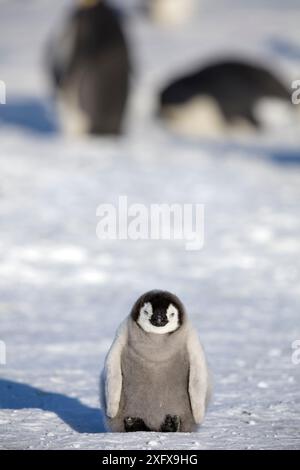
[140,302,153,318]
[167,304,179,321]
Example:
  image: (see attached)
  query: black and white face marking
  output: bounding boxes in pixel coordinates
[137,302,180,334]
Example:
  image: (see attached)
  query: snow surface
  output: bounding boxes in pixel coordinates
[0,0,300,450]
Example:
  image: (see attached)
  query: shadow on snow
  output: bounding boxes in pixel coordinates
[0,378,106,433]
[0,97,58,135]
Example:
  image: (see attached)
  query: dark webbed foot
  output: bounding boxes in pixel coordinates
[124,417,151,432]
[160,414,181,432]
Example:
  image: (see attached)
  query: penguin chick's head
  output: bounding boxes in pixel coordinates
[131,290,185,334]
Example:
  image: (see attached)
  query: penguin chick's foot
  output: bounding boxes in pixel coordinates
[124,417,151,432]
[160,414,181,432]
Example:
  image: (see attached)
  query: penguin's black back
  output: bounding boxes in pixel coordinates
[69,3,127,64]
[50,1,130,135]
[160,60,290,127]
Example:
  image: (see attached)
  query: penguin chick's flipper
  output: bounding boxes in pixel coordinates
[160,414,181,432]
[124,417,151,432]
[104,320,128,418]
[187,327,209,425]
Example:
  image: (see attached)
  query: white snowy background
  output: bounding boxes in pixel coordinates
[0,0,300,450]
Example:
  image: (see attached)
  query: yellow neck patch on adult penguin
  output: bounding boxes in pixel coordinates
[79,0,100,9]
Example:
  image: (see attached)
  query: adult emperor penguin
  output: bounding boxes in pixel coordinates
[159,59,294,137]
[146,0,198,26]
[100,290,211,432]
[48,0,130,135]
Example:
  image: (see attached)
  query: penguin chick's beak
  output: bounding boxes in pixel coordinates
[150,311,168,327]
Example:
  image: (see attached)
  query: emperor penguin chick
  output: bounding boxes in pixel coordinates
[101,290,211,432]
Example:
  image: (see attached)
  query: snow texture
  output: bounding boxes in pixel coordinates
[0,0,300,450]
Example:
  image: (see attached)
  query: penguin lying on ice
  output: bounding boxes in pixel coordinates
[48,0,130,135]
[101,290,211,432]
[159,59,294,137]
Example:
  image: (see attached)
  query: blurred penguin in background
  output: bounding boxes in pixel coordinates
[159,59,296,138]
[146,0,198,26]
[48,0,130,136]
